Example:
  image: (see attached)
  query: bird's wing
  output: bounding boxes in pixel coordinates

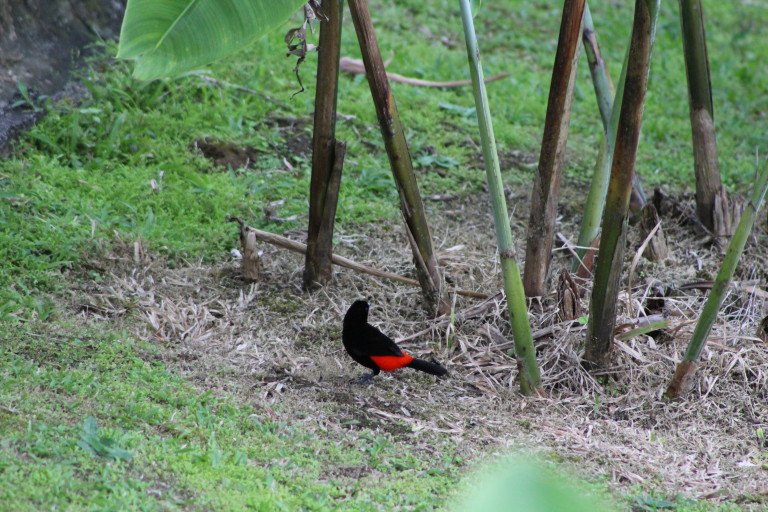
[363,325,406,357]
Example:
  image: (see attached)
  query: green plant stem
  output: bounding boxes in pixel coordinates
[585,0,660,369]
[683,163,768,363]
[458,0,543,396]
[573,6,650,272]
[665,161,768,398]
[582,3,614,128]
[523,0,585,298]
[679,0,713,124]
[572,45,627,273]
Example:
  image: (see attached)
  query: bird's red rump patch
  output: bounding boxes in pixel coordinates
[370,354,414,372]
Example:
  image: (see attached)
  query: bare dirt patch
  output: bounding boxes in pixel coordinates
[193,137,261,170]
[264,116,313,161]
[0,0,124,154]
[71,184,768,507]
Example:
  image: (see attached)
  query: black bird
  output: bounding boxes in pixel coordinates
[342,300,448,383]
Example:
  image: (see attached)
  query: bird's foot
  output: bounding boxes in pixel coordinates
[352,373,376,385]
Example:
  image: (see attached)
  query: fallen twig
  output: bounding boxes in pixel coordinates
[397,292,504,342]
[226,217,488,299]
[679,279,768,299]
[339,56,510,88]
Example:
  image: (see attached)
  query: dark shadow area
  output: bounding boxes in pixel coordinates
[0,0,125,152]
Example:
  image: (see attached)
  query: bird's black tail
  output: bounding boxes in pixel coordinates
[406,358,448,377]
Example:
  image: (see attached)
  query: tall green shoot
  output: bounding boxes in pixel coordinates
[665,161,768,398]
[585,0,660,369]
[457,0,543,396]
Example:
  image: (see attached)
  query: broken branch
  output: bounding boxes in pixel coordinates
[226,218,487,299]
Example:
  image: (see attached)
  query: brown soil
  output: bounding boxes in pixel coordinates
[0,0,124,153]
[69,183,768,507]
[0,0,123,100]
[192,137,261,170]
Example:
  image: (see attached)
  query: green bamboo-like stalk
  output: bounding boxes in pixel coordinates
[347,0,447,313]
[665,162,768,398]
[572,38,628,273]
[572,12,637,270]
[582,4,614,128]
[679,0,725,234]
[572,6,649,273]
[458,0,543,396]
[584,4,650,212]
[523,0,586,298]
[304,0,344,290]
[584,0,660,369]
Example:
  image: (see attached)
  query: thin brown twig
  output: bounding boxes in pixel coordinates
[227,218,488,299]
[339,56,510,88]
[626,219,661,317]
[396,292,504,342]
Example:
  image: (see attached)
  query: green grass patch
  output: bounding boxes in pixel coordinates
[0,323,464,511]
[2,0,766,319]
[1,2,764,507]
[0,323,747,511]
[627,491,754,512]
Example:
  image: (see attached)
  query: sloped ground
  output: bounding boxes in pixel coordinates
[70,185,768,508]
[0,0,124,154]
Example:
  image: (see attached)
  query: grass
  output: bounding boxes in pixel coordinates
[0,324,464,510]
[0,322,750,511]
[0,0,766,509]
[2,0,766,318]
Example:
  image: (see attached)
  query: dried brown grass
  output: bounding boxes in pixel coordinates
[73,187,768,506]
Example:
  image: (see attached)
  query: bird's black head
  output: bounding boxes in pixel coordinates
[344,300,370,327]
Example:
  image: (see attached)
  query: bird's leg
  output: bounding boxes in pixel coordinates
[352,372,376,385]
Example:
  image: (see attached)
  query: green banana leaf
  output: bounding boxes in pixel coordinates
[117,0,308,80]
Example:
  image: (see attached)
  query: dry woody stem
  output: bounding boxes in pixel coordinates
[347,0,447,313]
[304,0,345,290]
[679,0,726,235]
[229,218,486,299]
[524,0,585,298]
